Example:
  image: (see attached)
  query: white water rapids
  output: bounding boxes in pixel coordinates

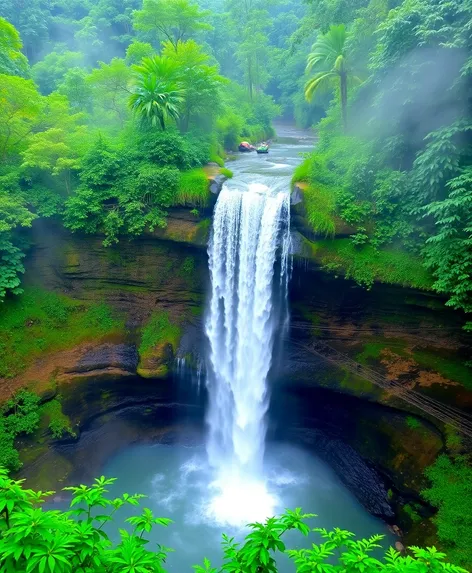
[204,181,291,525]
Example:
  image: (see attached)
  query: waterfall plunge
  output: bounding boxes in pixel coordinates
[204,182,291,526]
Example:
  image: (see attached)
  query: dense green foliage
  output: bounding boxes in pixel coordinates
[292,0,472,327]
[0,392,40,472]
[0,0,285,300]
[0,472,468,573]
[311,239,433,290]
[423,454,472,568]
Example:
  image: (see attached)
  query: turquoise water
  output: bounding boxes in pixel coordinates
[100,441,395,572]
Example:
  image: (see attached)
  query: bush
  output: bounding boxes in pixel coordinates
[0,471,468,573]
[0,391,40,471]
[423,454,472,568]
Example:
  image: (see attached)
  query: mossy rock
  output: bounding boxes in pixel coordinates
[137,341,175,378]
[137,310,182,378]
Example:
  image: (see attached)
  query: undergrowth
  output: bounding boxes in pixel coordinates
[423,453,472,568]
[39,398,75,439]
[312,239,433,290]
[0,391,40,471]
[0,288,124,379]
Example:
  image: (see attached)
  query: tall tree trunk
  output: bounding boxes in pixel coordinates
[340,72,348,132]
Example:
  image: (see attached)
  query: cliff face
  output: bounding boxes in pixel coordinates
[6,209,472,544]
[15,217,208,388]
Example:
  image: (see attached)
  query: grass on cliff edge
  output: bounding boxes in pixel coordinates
[0,288,124,379]
[138,310,181,358]
[309,239,433,290]
[173,168,211,208]
[295,182,336,237]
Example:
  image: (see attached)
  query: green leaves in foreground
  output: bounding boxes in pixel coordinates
[0,469,468,573]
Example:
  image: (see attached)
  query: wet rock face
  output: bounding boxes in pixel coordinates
[286,260,472,411]
[14,214,462,538]
[291,427,394,519]
[209,174,227,195]
[16,220,208,389]
[270,383,442,524]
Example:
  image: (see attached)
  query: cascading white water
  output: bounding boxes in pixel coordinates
[204,181,291,525]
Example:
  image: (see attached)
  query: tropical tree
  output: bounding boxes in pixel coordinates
[31,49,84,94]
[162,40,225,131]
[87,58,133,127]
[304,24,360,131]
[0,74,43,162]
[133,0,212,50]
[129,56,184,129]
[0,17,28,76]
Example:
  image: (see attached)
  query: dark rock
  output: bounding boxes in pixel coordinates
[291,184,303,205]
[209,174,227,195]
[291,427,395,520]
[70,344,138,374]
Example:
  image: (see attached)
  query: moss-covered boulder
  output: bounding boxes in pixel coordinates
[137,310,182,378]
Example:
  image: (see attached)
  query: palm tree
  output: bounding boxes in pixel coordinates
[129,56,184,130]
[304,24,360,132]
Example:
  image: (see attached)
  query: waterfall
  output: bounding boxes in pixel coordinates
[204,181,291,525]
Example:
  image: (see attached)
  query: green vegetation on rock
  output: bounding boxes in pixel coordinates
[139,310,181,357]
[411,351,472,391]
[0,391,40,471]
[301,184,337,237]
[174,168,211,208]
[138,310,182,377]
[219,167,233,179]
[0,288,123,379]
[310,239,433,290]
[39,398,75,440]
[423,454,472,568]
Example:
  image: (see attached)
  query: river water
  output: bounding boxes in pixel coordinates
[97,126,394,570]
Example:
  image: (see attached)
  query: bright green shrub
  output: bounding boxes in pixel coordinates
[0,471,467,573]
[304,184,336,237]
[0,391,40,471]
[220,167,233,178]
[39,399,75,439]
[423,455,472,568]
